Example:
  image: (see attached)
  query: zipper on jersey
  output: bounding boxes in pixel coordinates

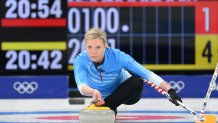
[93,63,103,82]
[99,71,102,81]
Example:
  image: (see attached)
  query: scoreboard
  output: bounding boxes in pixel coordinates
[0,0,218,77]
[0,0,67,75]
[67,0,218,71]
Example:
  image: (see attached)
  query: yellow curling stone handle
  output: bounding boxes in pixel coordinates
[84,104,110,110]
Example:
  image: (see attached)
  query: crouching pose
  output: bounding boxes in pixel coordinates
[74,28,182,115]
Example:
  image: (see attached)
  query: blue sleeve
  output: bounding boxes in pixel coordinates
[74,56,88,95]
[119,51,164,86]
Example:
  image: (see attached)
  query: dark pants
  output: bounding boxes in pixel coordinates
[104,76,144,114]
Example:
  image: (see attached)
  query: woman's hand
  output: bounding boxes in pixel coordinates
[92,89,105,106]
[168,88,182,106]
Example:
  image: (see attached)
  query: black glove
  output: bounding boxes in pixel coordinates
[168,88,182,106]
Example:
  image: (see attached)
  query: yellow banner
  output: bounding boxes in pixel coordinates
[2,42,66,50]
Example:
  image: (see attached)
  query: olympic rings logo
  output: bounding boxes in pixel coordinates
[168,81,185,93]
[13,81,38,94]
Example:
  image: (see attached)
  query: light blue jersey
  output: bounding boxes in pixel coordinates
[74,48,164,98]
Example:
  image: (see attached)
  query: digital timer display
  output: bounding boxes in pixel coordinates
[0,0,67,75]
[4,0,62,19]
[2,0,66,27]
[4,50,63,70]
[0,42,67,75]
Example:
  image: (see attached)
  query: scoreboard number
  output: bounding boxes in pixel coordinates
[202,7,210,32]
[202,41,212,63]
[196,35,218,69]
[68,8,119,33]
[5,50,63,70]
[5,0,62,19]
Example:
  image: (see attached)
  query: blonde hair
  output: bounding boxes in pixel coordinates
[85,28,108,47]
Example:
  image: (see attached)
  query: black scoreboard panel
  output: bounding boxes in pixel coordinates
[117,7,195,64]
[67,1,218,71]
[0,0,67,75]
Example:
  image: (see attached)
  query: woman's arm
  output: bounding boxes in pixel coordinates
[159,81,171,92]
[81,85,97,96]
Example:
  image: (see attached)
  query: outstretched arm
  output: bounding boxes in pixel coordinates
[118,51,182,105]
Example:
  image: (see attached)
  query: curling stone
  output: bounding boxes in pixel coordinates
[79,104,115,123]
